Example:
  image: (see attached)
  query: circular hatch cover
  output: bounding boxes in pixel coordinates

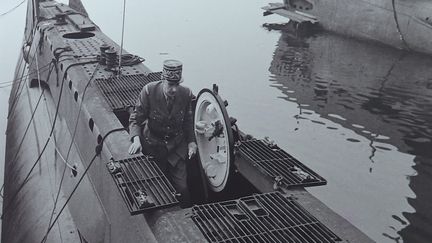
[194,86,234,192]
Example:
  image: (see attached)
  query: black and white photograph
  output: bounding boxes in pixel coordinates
[0,0,431,242]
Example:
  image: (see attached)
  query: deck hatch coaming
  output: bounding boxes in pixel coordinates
[95,72,162,111]
[191,192,341,243]
[107,156,179,215]
[236,139,326,188]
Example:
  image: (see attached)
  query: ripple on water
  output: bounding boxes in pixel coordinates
[346,138,361,143]
[327,113,347,121]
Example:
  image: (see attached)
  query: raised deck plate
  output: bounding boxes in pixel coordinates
[106,155,179,215]
[191,192,341,242]
[236,139,326,189]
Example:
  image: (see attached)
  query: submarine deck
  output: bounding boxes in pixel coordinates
[2,1,373,242]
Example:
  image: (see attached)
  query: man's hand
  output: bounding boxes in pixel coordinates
[128,136,142,154]
[188,142,197,159]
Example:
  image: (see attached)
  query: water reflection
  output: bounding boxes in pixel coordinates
[268,26,432,243]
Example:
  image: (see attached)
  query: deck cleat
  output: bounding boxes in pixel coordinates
[273,175,284,190]
[290,166,314,182]
[134,190,155,208]
[106,160,122,174]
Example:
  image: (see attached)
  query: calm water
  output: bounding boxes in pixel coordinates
[1,0,432,242]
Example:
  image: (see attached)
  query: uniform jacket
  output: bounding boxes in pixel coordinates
[129,81,195,165]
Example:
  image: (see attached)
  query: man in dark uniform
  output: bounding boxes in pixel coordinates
[128,59,197,205]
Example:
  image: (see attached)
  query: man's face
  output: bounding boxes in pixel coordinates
[163,80,179,97]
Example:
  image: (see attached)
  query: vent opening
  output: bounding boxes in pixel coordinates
[63,32,95,39]
[88,118,94,132]
[29,79,48,88]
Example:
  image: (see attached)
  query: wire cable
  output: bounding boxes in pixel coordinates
[0,78,52,219]
[0,57,46,197]
[0,67,59,85]
[1,59,98,219]
[1,29,64,198]
[45,64,100,231]
[5,62,55,170]
[9,24,65,117]
[53,146,75,170]
[0,91,47,219]
[0,31,92,198]
[0,83,13,89]
[40,127,126,243]
[8,52,39,118]
[0,0,26,17]
[118,0,127,73]
[7,60,52,120]
[0,61,51,85]
[6,35,59,118]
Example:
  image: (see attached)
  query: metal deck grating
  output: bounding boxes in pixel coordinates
[66,38,105,57]
[236,139,326,188]
[147,71,162,81]
[191,192,341,243]
[95,72,162,111]
[106,155,179,214]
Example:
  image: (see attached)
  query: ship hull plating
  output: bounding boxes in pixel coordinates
[268,0,432,55]
[2,1,374,242]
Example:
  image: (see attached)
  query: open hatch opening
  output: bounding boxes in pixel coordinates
[113,108,132,128]
[63,32,95,39]
[104,81,327,210]
[190,84,327,206]
[94,73,163,128]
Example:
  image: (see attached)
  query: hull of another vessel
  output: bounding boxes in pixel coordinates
[275,0,432,55]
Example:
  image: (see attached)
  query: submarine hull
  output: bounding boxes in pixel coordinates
[2,1,374,242]
[266,0,432,55]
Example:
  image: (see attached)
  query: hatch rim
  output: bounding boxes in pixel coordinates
[194,87,234,192]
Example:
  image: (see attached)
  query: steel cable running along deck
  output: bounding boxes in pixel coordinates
[106,155,179,215]
[191,192,341,243]
[235,139,326,189]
